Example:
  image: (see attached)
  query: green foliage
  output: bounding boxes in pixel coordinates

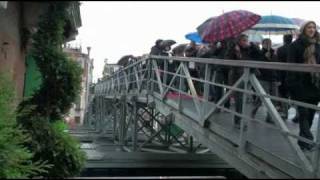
[20,2,82,121]
[49,121,87,177]
[16,1,86,177]
[0,72,51,178]
[16,116,86,177]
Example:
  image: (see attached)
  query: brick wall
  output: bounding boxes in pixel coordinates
[0,2,26,101]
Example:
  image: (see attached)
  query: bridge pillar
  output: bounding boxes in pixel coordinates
[119,95,127,150]
[239,68,250,156]
[164,113,174,146]
[131,96,138,151]
[112,98,118,143]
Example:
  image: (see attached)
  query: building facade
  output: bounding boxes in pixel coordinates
[102,59,122,79]
[0,1,81,102]
[64,46,94,125]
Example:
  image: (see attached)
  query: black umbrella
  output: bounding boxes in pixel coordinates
[160,39,176,48]
[117,55,134,66]
[172,43,188,56]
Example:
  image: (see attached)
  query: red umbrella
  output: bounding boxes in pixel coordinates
[200,10,261,43]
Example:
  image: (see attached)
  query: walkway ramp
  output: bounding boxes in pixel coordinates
[90,55,320,178]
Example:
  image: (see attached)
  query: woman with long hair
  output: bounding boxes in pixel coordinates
[287,21,320,151]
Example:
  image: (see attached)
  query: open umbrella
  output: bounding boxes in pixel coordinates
[160,39,176,48]
[250,15,299,35]
[172,43,188,56]
[185,32,203,44]
[200,10,261,43]
[196,17,215,35]
[117,55,134,66]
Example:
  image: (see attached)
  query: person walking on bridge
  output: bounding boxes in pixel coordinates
[287,21,320,151]
[252,38,280,124]
[185,41,202,94]
[150,39,164,56]
[277,34,294,121]
[149,39,170,90]
[225,34,261,129]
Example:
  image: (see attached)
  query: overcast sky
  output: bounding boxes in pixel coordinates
[67,1,320,82]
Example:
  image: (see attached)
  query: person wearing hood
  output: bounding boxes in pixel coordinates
[225,34,261,128]
[287,21,320,151]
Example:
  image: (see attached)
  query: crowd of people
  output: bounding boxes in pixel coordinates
[115,20,320,151]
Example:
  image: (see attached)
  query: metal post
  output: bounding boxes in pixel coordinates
[190,136,194,153]
[101,98,106,133]
[146,58,151,94]
[312,110,320,177]
[112,100,117,143]
[98,97,102,132]
[132,96,138,151]
[202,64,212,123]
[164,59,168,92]
[239,68,250,155]
[151,59,155,94]
[151,107,154,131]
[203,64,211,102]
[178,62,183,112]
[119,96,127,149]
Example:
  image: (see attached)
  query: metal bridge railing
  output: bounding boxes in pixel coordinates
[93,54,320,178]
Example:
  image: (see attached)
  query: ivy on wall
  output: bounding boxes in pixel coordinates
[17,2,86,178]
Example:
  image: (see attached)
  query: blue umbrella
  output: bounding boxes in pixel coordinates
[185,32,203,44]
[250,15,299,35]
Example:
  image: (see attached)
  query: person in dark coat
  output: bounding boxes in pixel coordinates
[252,38,280,123]
[185,41,202,94]
[276,34,294,120]
[170,44,188,89]
[259,38,279,82]
[224,34,261,128]
[150,39,168,74]
[277,34,293,63]
[196,42,217,101]
[149,39,170,88]
[213,40,231,105]
[150,39,164,55]
[287,21,320,151]
[277,35,293,98]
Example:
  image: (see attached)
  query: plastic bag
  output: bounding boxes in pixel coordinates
[287,106,297,122]
[310,102,320,135]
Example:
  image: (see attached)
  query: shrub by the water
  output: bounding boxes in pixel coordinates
[0,72,50,178]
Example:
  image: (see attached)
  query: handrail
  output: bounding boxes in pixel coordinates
[149,55,320,73]
[92,55,320,178]
[101,55,320,82]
